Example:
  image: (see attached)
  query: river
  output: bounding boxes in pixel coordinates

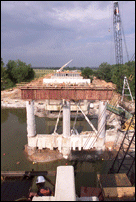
[1,108,112,194]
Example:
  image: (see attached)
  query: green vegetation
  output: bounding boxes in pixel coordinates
[1,59,35,90]
[81,67,93,79]
[81,61,135,99]
[34,68,55,78]
[1,58,135,100]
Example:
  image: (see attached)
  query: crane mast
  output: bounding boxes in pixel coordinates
[113,1,123,65]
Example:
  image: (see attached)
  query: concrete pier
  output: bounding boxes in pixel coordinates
[63,101,71,138]
[97,101,107,151]
[26,100,36,149]
[98,101,107,139]
[25,99,123,160]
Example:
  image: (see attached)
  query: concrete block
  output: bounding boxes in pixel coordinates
[55,166,76,201]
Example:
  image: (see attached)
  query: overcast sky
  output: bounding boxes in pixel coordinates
[1,1,135,67]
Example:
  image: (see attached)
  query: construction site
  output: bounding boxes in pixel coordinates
[1,1,135,201]
[1,72,135,200]
[1,38,135,202]
[1,61,135,163]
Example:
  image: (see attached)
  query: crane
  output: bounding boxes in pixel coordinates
[113,1,123,65]
[113,1,130,64]
[57,59,73,72]
[109,2,135,184]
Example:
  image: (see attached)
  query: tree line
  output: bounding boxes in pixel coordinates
[1,59,135,100]
[81,62,135,99]
[1,59,35,90]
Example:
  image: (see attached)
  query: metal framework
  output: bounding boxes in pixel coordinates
[108,113,135,185]
[113,1,123,65]
[121,76,134,102]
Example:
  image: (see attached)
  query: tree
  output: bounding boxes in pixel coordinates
[111,64,124,94]
[94,62,112,82]
[1,58,11,90]
[6,59,35,84]
[1,58,5,78]
[1,58,4,68]
[81,67,94,79]
[94,61,135,98]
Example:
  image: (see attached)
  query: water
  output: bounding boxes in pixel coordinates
[1,108,99,170]
[1,108,112,194]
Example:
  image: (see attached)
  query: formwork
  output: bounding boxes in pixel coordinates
[21,86,114,101]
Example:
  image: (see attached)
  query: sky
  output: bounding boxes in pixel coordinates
[1,1,135,67]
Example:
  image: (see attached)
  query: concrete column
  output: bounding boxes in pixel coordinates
[98,101,107,138]
[63,101,70,138]
[26,100,36,137]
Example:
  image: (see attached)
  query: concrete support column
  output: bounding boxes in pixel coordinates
[98,101,107,139]
[63,101,71,138]
[26,100,36,137]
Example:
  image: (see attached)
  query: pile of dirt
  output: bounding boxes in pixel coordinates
[92,77,116,88]
[1,88,21,99]
[24,73,54,87]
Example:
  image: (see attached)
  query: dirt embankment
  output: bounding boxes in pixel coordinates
[1,76,135,114]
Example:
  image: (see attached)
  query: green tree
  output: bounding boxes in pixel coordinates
[94,62,112,82]
[1,58,12,90]
[1,58,5,78]
[6,59,35,84]
[81,67,94,79]
[111,64,124,93]
[94,61,135,98]
[1,58,4,68]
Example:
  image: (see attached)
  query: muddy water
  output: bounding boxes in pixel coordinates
[1,108,112,194]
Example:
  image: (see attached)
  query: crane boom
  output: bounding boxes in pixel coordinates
[57,59,73,72]
[113,1,123,65]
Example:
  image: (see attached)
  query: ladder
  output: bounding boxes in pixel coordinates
[121,76,133,102]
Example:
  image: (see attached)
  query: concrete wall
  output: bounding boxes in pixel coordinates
[43,78,90,84]
[55,166,76,201]
[27,131,104,158]
[45,100,89,113]
[32,166,76,201]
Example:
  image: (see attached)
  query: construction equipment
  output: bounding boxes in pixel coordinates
[57,59,73,72]
[128,74,134,81]
[113,2,133,102]
[121,115,135,131]
[108,113,135,185]
[113,1,123,65]
[113,1,130,64]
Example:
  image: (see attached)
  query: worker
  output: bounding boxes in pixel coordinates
[28,176,53,200]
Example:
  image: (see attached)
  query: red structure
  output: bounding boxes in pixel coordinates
[21,86,114,101]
